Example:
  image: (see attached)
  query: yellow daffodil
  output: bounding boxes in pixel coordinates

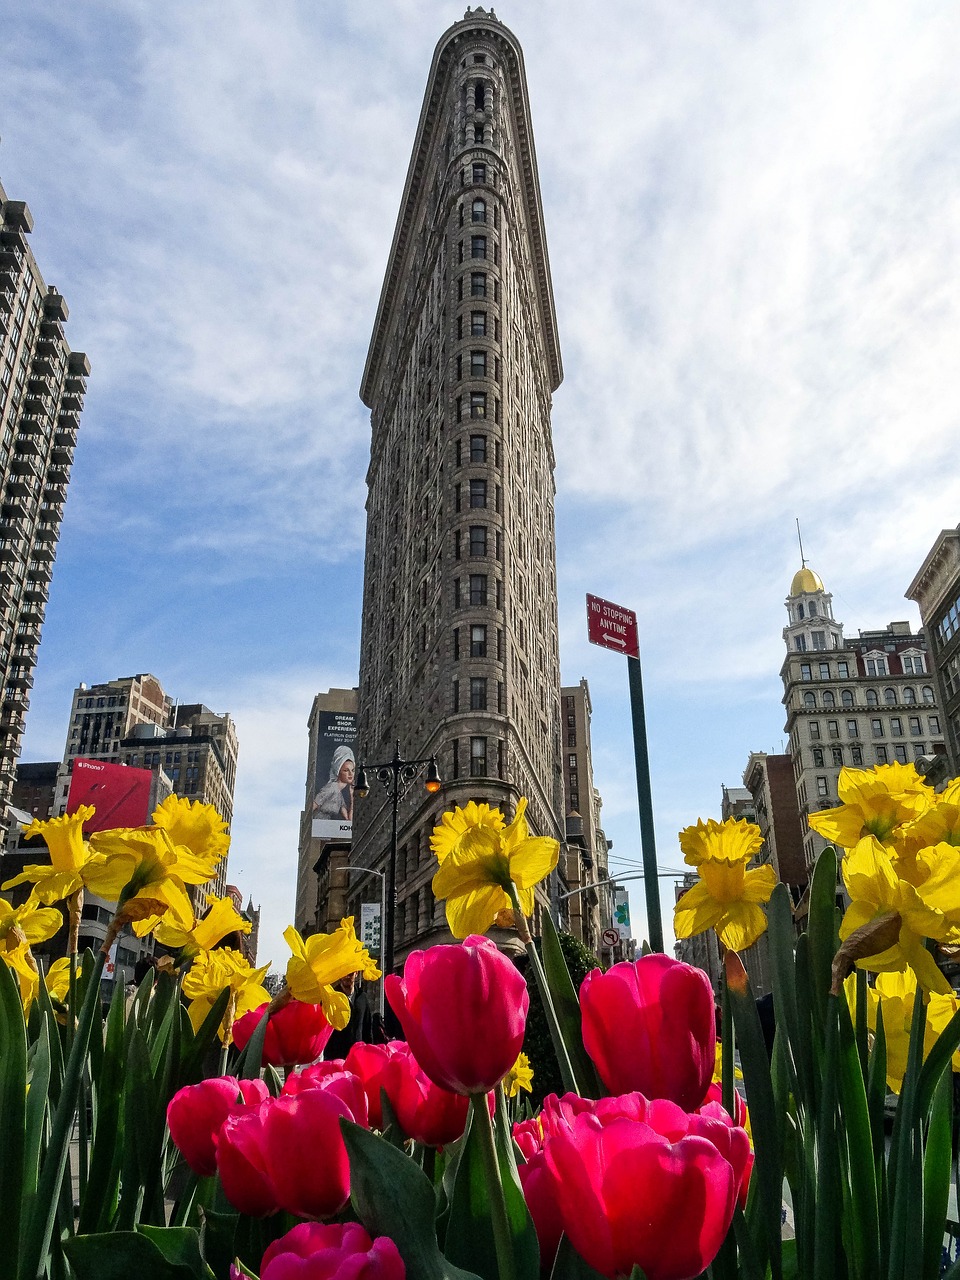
[808,763,932,849]
[3,942,39,1010]
[431,797,559,938]
[504,1052,534,1098]
[43,956,72,1004]
[134,893,251,955]
[152,795,230,866]
[712,1041,744,1087]
[838,837,960,994]
[85,827,211,923]
[430,801,505,863]
[2,806,102,904]
[284,918,380,1030]
[0,893,63,956]
[674,818,777,951]
[182,947,270,1043]
[855,970,960,1094]
[894,802,960,871]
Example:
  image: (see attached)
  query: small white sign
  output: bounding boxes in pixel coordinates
[360,902,381,955]
[613,889,632,940]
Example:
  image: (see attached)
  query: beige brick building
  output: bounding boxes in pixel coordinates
[349,9,566,967]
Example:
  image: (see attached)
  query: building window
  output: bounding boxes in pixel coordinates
[890,718,903,737]
[469,433,487,461]
[469,574,487,606]
[883,688,896,706]
[923,686,935,704]
[930,715,941,734]
[812,634,826,652]
[909,716,922,735]
[809,721,821,740]
[832,746,843,766]
[471,311,486,337]
[803,692,816,708]
[866,657,887,676]
[902,654,925,674]
[813,748,824,767]
[851,745,863,765]
[903,687,917,705]
[838,661,849,678]
[469,478,487,507]
[472,198,486,223]
[472,163,486,184]
[871,719,883,738]
[893,745,908,764]
[841,690,854,707]
[470,624,487,656]
[866,689,879,707]
[823,691,835,708]
[828,720,840,739]
[795,636,807,653]
[470,677,487,710]
[471,236,487,259]
[470,272,487,297]
[800,664,811,681]
[913,743,926,759]
[816,776,829,799]
[470,391,487,418]
[453,628,460,660]
[470,349,487,377]
[470,737,487,777]
[469,526,487,556]
[847,719,859,738]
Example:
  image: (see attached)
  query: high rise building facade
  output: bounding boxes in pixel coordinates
[560,680,612,953]
[781,565,945,869]
[906,526,960,776]
[0,180,89,808]
[351,9,564,964]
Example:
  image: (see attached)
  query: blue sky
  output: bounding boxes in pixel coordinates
[3,0,960,972]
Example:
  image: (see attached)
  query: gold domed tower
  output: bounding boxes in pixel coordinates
[783,562,843,655]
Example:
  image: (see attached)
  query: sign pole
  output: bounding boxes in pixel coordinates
[627,653,664,953]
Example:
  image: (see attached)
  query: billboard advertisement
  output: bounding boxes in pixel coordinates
[311,711,357,840]
[613,888,632,941]
[67,758,153,833]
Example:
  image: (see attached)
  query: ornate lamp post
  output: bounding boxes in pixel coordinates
[353,742,442,979]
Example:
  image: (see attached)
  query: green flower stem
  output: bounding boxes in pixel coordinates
[506,881,579,1096]
[470,1093,517,1280]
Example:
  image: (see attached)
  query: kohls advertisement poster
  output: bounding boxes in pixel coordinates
[311,711,357,840]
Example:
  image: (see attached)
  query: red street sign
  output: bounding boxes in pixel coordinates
[587,594,640,659]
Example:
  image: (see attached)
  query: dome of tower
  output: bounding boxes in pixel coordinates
[790,566,824,595]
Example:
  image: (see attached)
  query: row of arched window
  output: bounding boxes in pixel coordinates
[801,686,935,709]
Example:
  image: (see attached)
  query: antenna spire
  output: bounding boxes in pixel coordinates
[796,517,806,568]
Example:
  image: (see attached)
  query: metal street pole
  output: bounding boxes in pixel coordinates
[340,865,387,1018]
[628,654,664,953]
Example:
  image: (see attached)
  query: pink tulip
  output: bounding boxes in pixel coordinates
[385,935,528,1094]
[166,1076,268,1176]
[233,999,333,1068]
[283,1060,347,1095]
[518,1150,565,1273]
[542,1102,739,1280]
[216,1103,279,1217]
[258,1222,405,1280]
[260,1077,368,1219]
[580,955,716,1110]
[344,1041,410,1129]
[344,1040,470,1146]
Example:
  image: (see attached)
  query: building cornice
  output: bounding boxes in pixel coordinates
[360,11,562,408]
[906,527,960,618]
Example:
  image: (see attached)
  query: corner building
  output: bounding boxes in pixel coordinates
[353,9,564,963]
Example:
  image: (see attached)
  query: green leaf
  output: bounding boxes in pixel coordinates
[724,958,782,1280]
[767,884,811,1107]
[835,991,880,1280]
[549,1235,609,1280]
[539,909,603,1098]
[922,1065,952,1280]
[915,1004,960,1120]
[198,1206,239,1280]
[342,1119,482,1280]
[79,977,127,1232]
[138,1225,214,1276]
[806,847,839,1030]
[0,959,27,1280]
[63,1229,210,1279]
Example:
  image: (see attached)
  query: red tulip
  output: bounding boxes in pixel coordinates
[283,1060,347,1095]
[216,1103,279,1217]
[344,1040,470,1146]
[166,1076,268,1176]
[260,1076,368,1219]
[233,999,333,1068]
[258,1222,405,1280]
[385,935,528,1094]
[580,955,716,1110]
[518,1150,565,1273]
[542,1102,739,1280]
[698,1085,753,1208]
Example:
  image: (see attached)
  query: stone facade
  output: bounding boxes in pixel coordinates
[906,526,960,776]
[781,566,945,870]
[0,179,89,808]
[350,10,565,966]
[560,680,611,953]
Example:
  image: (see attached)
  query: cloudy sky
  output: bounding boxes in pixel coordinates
[3,0,960,970]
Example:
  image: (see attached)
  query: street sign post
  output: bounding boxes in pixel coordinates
[587,592,664,953]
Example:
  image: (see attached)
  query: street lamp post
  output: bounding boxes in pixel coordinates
[354,741,442,981]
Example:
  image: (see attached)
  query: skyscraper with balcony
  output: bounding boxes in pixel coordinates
[0,180,89,807]
[351,9,564,964]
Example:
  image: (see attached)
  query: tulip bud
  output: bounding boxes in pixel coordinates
[580,954,715,1110]
[385,935,528,1095]
[233,998,333,1067]
[166,1076,268,1177]
[259,1222,405,1280]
